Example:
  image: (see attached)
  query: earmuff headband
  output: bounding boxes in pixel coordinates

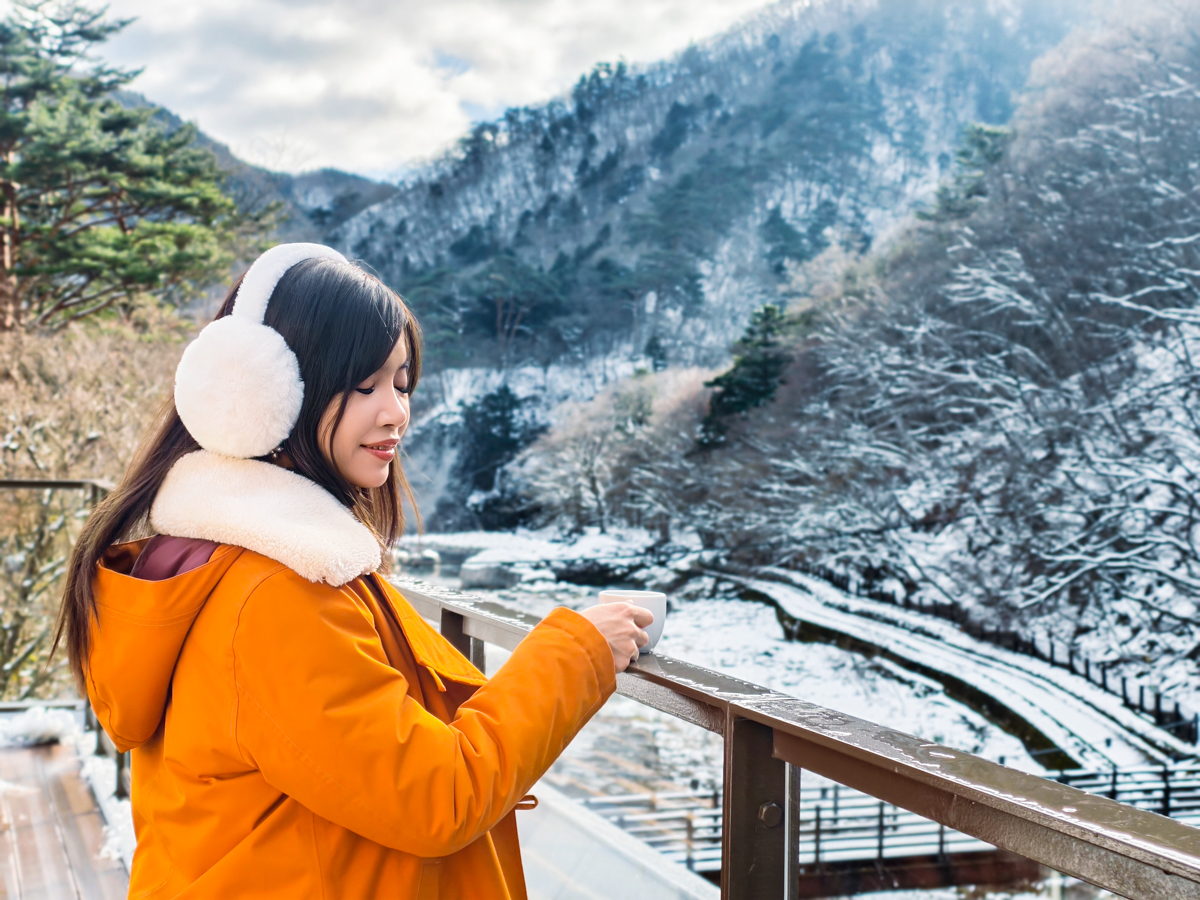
[174,243,349,459]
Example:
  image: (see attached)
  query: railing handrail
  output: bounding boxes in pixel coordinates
[393,575,1200,899]
[0,477,114,491]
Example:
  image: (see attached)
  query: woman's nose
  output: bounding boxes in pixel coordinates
[378,392,409,429]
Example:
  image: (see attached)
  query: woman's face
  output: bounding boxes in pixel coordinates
[319,337,411,489]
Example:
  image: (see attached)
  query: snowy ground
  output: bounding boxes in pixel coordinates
[737,572,1188,767]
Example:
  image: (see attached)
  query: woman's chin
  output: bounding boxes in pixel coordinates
[346,462,391,490]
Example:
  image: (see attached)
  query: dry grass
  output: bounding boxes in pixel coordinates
[0,304,193,698]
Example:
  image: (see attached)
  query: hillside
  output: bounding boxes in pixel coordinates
[324,0,1088,527]
[117,91,398,257]
[338,0,1085,376]
[513,2,1200,704]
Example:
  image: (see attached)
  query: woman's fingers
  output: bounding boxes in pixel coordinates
[632,607,655,628]
[578,601,658,673]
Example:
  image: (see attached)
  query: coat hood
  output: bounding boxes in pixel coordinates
[88,539,244,751]
[89,448,384,751]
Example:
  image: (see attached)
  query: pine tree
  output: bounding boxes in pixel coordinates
[0,1,272,329]
[700,303,789,444]
[918,122,1011,221]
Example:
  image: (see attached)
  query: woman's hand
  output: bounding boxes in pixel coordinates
[579,602,655,673]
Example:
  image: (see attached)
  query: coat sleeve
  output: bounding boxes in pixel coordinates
[229,568,616,857]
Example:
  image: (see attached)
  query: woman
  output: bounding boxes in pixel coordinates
[58,243,653,898]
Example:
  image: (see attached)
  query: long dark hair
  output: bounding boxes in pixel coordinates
[55,256,422,690]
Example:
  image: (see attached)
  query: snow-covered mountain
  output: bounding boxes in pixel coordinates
[339,0,1084,369]
[322,0,1088,527]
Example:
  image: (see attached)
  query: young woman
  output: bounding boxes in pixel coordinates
[58,244,653,899]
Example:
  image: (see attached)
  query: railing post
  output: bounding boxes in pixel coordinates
[440,608,487,672]
[1163,765,1172,817]
[440,608,470,656]
[786,763,800,897]
[877,801,885,860]
[721,715,786,899]
[116,751,130,800]
[813,805,821,867]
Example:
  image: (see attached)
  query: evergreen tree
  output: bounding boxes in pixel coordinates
[0,1,272,329]
[701,303,789,444]
[919,123,1012,221]
[456,386,542,494]
[644,335,668,372]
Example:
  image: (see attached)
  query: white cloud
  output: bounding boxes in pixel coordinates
[92,0,775,178]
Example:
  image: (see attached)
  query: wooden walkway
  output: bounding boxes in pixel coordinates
[0,743,127,899]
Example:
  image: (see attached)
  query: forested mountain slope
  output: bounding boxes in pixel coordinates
[337,0,1084,374]
[520,4,1200,702]
[332,0,1089,527]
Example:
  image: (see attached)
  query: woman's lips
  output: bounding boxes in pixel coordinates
[363,443,397,461]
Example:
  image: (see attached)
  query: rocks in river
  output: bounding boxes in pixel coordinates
[460,560,525,589]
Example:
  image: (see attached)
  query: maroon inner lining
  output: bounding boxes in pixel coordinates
[128,535,219,582]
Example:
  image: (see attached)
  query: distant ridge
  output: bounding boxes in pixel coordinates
[334,0,1090,371]
[115,90,398,247]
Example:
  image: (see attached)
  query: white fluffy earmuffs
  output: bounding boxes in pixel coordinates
[174,243,348,458]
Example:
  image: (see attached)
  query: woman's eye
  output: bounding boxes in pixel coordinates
[396,365,411,395]
[355,387,375,396]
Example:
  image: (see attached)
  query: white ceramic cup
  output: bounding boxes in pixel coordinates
[598,590,668,654]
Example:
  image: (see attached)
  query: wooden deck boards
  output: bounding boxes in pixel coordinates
[0,744,127,899]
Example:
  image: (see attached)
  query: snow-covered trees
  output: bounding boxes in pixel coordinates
[682,3,1200,696]
[517,369,712,537]
[516,3,1200,697]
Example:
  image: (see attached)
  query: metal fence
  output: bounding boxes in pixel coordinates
[6,478,1200,898]
[580,782,997,874]
[580,761,1200,878]
[395,576,1200,900]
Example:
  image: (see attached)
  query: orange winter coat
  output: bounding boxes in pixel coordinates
[85,453,616,900]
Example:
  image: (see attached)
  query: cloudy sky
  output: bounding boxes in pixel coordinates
[93,0,776,179]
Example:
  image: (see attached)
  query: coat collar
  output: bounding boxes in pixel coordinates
[150,450,381,586]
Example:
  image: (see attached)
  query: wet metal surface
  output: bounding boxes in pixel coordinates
[393,576,1200,898]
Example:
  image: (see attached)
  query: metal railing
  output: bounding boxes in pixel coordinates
[1,478,128,795]
[394,575,1200,900]
[0,477,113,505]
[581,782,1001,874]
[582,761,1200,878]
[6,476,1200,896]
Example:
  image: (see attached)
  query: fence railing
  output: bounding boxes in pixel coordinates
[394,575,1200,900]
[581,782,997,874]
[759,562,1200,745]
[581,760,1200,878]
[0,477,113,505]
[6,477,1200,897]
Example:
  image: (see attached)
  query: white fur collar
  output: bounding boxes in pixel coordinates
[150,450,381,586]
